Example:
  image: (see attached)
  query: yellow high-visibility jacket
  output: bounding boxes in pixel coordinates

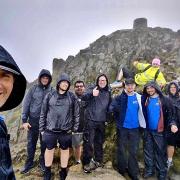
[134,62,166,86]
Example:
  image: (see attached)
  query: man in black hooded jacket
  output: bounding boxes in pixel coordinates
[39,73,79,180]
[21,69,52,173]
[0,45,26,180]
[142,81,177,180]
[82,74,111,173]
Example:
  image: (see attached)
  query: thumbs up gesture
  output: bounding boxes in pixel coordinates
[93,86,99,96]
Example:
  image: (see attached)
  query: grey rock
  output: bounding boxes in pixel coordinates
[3,18,180,179]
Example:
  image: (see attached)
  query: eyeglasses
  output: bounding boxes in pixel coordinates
[75,85,84,88]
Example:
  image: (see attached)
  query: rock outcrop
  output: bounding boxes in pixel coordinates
[3,18,180,179]
[53,17,180,84]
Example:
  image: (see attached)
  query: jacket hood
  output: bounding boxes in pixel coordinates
[166,81,179,98]
[56,73,70,91]
[38,69,52,86]
[96,74,109,90]
[143,81,163,96]
[0,45,26,111]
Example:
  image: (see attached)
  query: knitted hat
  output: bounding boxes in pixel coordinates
[152,58,161,66]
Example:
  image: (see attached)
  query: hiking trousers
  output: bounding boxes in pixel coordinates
[144,130,167,180]
[117,128,140,178]
[25,127,46,167]
[82,121,105,165]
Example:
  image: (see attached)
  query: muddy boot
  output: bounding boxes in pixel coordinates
[59,167,67,180]
[44,166,51,180]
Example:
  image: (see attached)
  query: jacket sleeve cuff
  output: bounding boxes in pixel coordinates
[169,122,177,126]
[73,127,78,133]
[22,119,27,124]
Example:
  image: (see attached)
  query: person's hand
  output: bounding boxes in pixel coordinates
[159,83,165,90]
[41,131,44,135]
[171,125,178,133]
[93,86,99,96]
[22,123,31,131]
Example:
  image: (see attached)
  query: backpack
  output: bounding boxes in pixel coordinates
[140,65,160,81]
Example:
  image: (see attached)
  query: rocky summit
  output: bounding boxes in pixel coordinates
[3,18,180,179]
[53,17,180,86]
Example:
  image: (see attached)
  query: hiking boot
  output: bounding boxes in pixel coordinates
[144,172,154,179]
[94,161,104,168]
[39,160,45,172]
[20,163,34,174]
[89,159,97,170]
[167,160,173,170]
[132,177,140,180]
[39,157,45,172]
[83,164,92,173]
[60,168,67,180]
[129,174,140,180]
[44,167,51,180]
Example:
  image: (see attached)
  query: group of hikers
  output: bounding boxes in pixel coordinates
[0,45,180,180]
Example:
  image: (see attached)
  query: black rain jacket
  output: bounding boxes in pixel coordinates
[0,45,26,180]
[39,73,79,133]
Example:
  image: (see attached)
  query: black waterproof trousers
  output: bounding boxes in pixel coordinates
[117,128,140,179]
[0,121,16,180]
[25,127,46,167]
[144,130,167,180]
[82,121,105,165]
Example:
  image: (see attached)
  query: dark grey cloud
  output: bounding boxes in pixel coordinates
[0,0,179,81]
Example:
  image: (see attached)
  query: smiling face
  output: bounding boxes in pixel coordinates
[146,86,157,96]
[74,82,85,96]
[59,80,69,92]
[125,83,136,93]
[0,69,14,107]
[169,84,177,95]
[40,75,50,86]
[98,76,107,89]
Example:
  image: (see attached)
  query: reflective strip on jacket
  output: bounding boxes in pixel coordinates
[134,62,166,86]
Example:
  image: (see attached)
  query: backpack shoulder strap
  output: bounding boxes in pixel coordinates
[139,65,160,81]
[154,69,160,81]
[47,89,56,101]
[30,84,38,95]
[140,64,152,73]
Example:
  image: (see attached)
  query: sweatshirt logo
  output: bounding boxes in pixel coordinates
[133,100,138,104]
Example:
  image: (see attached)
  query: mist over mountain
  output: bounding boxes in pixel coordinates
[4,18,180,179]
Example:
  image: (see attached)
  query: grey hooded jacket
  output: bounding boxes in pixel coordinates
[39,73,79,133]
[21,69,52,127]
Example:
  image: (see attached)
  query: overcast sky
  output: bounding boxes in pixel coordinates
[1,0,179,82]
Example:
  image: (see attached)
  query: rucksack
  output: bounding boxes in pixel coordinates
[140,65,160,81]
